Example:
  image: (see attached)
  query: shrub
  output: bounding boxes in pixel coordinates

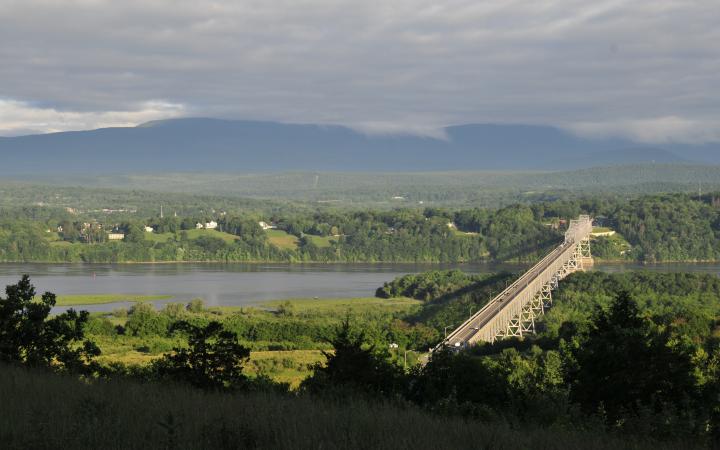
[84,316,118,336]
[126,303,171,337]
[186,298,206,313]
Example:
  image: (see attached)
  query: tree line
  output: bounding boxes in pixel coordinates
[3,192,720,262]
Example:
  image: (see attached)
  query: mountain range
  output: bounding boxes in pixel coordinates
[0,118,716,174]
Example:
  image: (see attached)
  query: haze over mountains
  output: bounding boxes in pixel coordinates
[0,118,717,175]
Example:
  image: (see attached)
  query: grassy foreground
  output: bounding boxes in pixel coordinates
[0,363,668,450]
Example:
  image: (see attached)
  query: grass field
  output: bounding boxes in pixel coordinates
[246,350,325,388]
[305,234,333,247]
[52,294,173,306]
[266,229,299,250]
[0,363,672,449]
[260,296,420,315]
[144,228,241,243]
[183,228,239,243]
[143,231,175,243]
[88,296,420,387]
[452,229,479,237]
[93,333,324,388]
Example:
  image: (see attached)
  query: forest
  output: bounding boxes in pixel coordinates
[2,190,720,263]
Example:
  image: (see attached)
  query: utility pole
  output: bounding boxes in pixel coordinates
[160,205,164,218]
[404,350,416,370]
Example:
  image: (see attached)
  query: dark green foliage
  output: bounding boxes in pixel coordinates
[83,316,118,336]
[408,346,568,423]
[153,321,250,390]
[454,204,561,260]
[302,318,404,396]
[406,272,517,334]
[0,275,100,373]
[568,292,698,431]
[545,271,720,341]
[375,269,480,301]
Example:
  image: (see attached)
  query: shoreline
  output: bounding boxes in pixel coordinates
[3,259,720,266]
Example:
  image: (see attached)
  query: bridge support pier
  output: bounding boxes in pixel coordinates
[578,236,593,268]
[493,235,592,342]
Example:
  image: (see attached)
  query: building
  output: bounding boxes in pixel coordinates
[144,226,154,232]
[259,221,277,230]
[107,233,125,240]
[205,220,218,230]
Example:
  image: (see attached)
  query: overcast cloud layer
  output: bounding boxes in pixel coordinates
[1,0,718,143]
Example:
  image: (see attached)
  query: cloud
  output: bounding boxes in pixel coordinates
[0,0,718,143]
[568,117,720,145]
[0,100,185,136]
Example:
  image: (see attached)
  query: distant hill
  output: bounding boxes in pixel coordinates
[0,118,716,174]
[10,164,720,208]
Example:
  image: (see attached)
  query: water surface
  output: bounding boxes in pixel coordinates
[0,261,716,312]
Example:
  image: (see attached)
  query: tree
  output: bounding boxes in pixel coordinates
[125,303,170,337]
[301,317,404,396]
[0,275,100,373]
[569,291,696,427]
[122,222,147,243]
[152,321,250,389]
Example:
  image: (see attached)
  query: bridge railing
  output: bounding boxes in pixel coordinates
[470,243,578,342]
[441,215,593,347]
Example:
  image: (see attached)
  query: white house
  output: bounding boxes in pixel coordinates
[259,221,277,230]
[205,220,218,230]
[108,233,125,240]
[144,226,154,233]
[196,222,204,229]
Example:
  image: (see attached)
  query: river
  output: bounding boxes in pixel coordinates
[1,262,718,312]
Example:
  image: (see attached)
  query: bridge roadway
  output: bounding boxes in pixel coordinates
[441,215,592,348]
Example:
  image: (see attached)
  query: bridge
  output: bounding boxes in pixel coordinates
[439,215,593,348]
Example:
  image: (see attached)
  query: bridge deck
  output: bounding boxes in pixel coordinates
[441,216,592,347]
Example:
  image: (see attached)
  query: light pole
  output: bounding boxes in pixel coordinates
[444,326,451,338]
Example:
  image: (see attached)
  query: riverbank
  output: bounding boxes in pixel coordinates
[52,294,174,306]
[5,256,720,265]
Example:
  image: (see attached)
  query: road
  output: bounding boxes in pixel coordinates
[444,240,574,347]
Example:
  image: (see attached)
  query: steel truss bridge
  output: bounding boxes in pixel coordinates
[440,215,593,348]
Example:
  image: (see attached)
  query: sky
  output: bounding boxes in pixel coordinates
[0,0,718,143]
